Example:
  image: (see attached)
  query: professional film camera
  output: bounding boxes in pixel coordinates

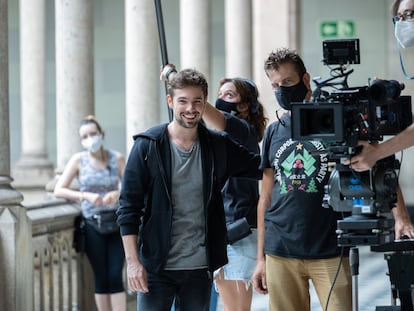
[291,39,413,247]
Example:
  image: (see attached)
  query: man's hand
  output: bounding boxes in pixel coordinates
[252,258,268,295]
[160,64,176,81]
[127,259,149,293]
[394,218,414,240]
[349,141,380,171]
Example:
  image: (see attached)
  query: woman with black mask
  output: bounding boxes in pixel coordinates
[202,77,268,311]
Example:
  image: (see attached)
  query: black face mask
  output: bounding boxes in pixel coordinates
[274,80,308,110]
[215,98,238,113]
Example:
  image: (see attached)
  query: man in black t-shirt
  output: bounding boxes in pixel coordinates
[251,48,352,311]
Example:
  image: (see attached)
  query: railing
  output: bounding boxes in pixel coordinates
[0,195,136,311]
[27,198,96,311]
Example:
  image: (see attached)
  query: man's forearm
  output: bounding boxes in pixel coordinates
[380,123,414,159]
[122,234,141,263]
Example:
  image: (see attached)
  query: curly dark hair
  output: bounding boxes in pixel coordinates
[217,78,268,142]
[264,47,307,78]
[168,68,208,98]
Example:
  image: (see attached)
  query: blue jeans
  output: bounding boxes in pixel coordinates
[138,269,212,311]
[171,284,218,311]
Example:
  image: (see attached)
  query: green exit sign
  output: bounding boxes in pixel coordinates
[320,20,355,38]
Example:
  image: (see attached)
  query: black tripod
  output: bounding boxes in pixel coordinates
[372,240,414,311]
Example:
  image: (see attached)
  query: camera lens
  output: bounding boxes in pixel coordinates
[367,80,404,103]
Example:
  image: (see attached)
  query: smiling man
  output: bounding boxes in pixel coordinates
[117,68,262,311]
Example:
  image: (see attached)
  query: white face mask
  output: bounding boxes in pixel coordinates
[395,20,414,48]
[81,135,103,153]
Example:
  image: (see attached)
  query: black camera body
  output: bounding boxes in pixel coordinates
[291,39,413,246]
[291,82,412,151]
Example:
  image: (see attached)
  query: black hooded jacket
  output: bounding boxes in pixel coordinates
[117,123,261,273]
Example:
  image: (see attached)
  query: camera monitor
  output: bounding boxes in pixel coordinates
[291,102,344,142]
[323,39,360,65]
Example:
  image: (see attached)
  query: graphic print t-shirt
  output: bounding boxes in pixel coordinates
[260,115,342,259]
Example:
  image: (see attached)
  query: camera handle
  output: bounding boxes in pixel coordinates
[312,66,354,100]
[350,247,359,311]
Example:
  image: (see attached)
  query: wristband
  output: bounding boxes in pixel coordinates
[165,67,177,81]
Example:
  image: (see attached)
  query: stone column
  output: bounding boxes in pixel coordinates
[252,0,297,123]
[0,0,29,310]
[125,0,159,153]
[225,0,252,78]
[180,0,211,80]
[13,0,54,189]
[53,0,94,176]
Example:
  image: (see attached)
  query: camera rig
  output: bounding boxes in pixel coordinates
[291,39,412,247]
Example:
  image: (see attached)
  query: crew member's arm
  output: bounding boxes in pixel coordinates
[351,121,414,171]
[122,234,149,293]
[202,103,227,131]
[392,186,414,239]
[252,168,273,295]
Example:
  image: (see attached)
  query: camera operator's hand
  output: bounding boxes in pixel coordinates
[160,64,176,82]
[394,219,414,240]
[348,141,380,172]
[393,187,414,240]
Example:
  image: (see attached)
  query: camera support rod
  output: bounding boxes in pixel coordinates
[350,247,359,311]
[154,0,173,121]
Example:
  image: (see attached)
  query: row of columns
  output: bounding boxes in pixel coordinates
[4,0,295,190]
[13,0,53,188]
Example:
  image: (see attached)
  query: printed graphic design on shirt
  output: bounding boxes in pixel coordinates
[272,139,328,194]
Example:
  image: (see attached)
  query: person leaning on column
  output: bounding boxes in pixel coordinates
[54,115,127,311]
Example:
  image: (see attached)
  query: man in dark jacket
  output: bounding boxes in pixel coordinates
[117,68,261,311]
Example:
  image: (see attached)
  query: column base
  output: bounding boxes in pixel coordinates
[12,154,54,189]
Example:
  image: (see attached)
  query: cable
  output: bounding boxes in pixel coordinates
[324,241,346,311]
[275,110,286,127]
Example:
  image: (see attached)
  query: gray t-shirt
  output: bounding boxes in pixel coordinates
[165,139,207,270]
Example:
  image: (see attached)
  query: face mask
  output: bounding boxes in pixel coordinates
[274,80,308,110]
[395,21,414,48]
[215,98,238,113]
[81,135,103,153]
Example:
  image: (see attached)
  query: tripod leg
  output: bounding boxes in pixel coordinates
[399,290,413,311]
[350,247,359,311]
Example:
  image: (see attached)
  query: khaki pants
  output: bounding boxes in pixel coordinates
[266,254,352,311]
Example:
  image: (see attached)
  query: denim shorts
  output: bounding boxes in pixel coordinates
[215,229,257,281]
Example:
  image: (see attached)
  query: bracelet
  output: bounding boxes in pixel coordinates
[165,67,177,81]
